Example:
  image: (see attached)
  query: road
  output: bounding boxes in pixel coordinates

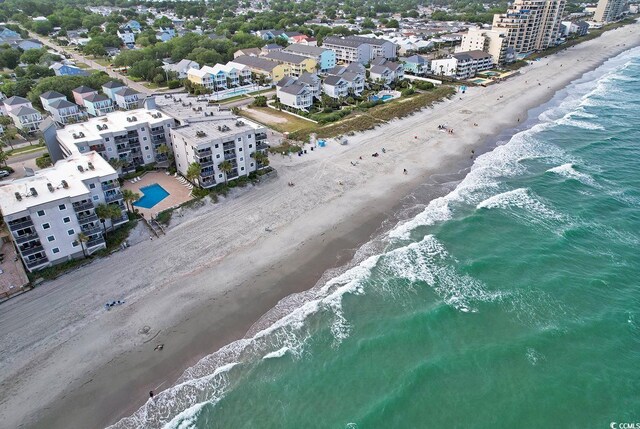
[23,29,154,95]
[6,147,47,178]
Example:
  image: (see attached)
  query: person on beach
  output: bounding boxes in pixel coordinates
[149,391,154,398]
[403,169,408,175]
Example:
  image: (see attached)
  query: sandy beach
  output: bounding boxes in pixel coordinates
[1,22,640,429]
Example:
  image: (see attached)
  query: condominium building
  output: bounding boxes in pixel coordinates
[228,55,289,82]
[458,27,514,65]
[492,0,566,54]
[322,36,397,64]
[283,44,336,71]
[0,152,127,272]
[594,0,627,22]
[170,118,268,188]
[452,51,494,79]
[55,108,176,173]
[187,63,252,91]
[262,51,317,77]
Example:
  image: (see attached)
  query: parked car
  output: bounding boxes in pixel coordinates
[0,170,11,178]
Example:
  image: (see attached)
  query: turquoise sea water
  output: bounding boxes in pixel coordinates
[113,48,640,429]
[133,183,169,209]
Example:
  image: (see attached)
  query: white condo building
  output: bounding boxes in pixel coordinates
[0,152,127,272]
[492,0,566,54]
[55,108,176,174]
[594,0,627,22]
[458,27,514,65]
[322,35,397,64]
[170,118,269,188]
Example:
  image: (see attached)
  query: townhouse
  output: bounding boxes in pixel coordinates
[262,51,317,77]
[284,44,336,72]
[322,35,397,64]
[228,55,289,83]
[3,96,42,133]
[0,152,127,272]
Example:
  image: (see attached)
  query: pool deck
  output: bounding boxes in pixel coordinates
[122,171,193,219]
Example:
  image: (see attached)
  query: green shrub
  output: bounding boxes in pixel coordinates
[156,210,172,225]
[413,81,435,91]
[168,80,181,89]
[191,187,209,199]
[401,88,415,97]
[35,154,52,168]
[253,95,267,107]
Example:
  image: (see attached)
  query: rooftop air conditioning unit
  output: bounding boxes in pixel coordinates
[30,187,38,196]
[77,165,84,172]
[88,162,94,170]
[47,183,54,192]
[15,192,22,201]
[79,132,85,138]
[73,133,79,139]
[61,180,69,188]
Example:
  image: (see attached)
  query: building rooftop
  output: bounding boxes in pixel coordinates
[40,91,66,100]
[3,96,30,106]
[170,117,263,146]
[73,86,96,94]
[280,83,309,96]
[13,106,39,116]
[56,108,170,151]
[102,81,126,89]
[115,87,139,97]
[263,50,311,65]
[0,152,116,216]
[84,93,110,103]
[323,75,345,86]
[230,55,280,72]
[284,44,329,57]
[48,99,77,109]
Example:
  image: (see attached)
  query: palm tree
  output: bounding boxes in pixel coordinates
[122,189,140,213]
[155,144,170,161]
[95,203,123,238]
[218,160,233,185]
[186,162,201,185]
[77,232,89,258]
[0,148,8,167]
[253,151,269,171]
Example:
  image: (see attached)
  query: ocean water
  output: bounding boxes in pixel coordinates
[111,48,640,429]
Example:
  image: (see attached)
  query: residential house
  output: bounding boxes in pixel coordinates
[262,51,317,77]
[277,82,313,111]
[40,91,67,112]
[0,27,22,44]
[256,29,283,40]
[102,81,127,101]
[50,62,90,76]
[560,20,589,36]
[16,39,43,50]
[297,73,322,99]
[187,63,251,91]
[233,48,262,58]
[0,152,127,272]
[117,29,135,48]
[72,86,98,107]
[402,55,429,75]
[322,75,349,99]
[284,44,336,72]
[10,106,43,133]
[229,55,289,83]
[3,96,33,116]
[156,27,176,42]
[113,88,140,110]
[289,34,317,46]
[46,100,84,125]
[83,93,115,117]
[125,20,142,32]
[261,43,283,55]
[430,57,458,77]
[162,59,199,79]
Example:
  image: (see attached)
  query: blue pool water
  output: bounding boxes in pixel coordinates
[133,183,169,209]
[371,94,393,102]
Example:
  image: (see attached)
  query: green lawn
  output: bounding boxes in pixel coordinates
[6,143,46,157]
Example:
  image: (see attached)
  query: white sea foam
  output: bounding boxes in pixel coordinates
[477,188,564,221]
[526,347,545,366]
[557,117,605,131]
[263,346,290,360]
[547,163,599,187]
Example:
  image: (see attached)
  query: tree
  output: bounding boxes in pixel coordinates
[19,47,47,65]
[83,40,107,57]
[77,232,89,258]
[122,189,140,213]
[362,18,376,29]
[386,19,400,29]
[253,95,267,107]
[0,148,8,167]
[186,162,201,185]
[95,203,123,238]
[35,154,52,168]
[218,160,233,185]
[253,151,269,170]
[156,144,170,159]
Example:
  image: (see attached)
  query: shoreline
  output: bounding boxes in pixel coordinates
[1,23,639,429]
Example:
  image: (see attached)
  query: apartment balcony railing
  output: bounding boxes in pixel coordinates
[8,219,34,231]
[101,181,119,191]
[256,142,269,150]
[150,128,166,136]
[195,148,213,158]
[15,232,39,245]
[105,192,123,203]
[26,257,49,270]
[112,214,129,225]
[82,226,102,237]
[87,236,106,248]
[200,159,214,168]
[73,201,94,212]
[224,152,236,160]
[200,168,215,177]
[78,213,99,225]
[20,244,44,257]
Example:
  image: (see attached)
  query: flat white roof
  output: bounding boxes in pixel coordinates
[57,108,170,150]
[0,152,117,216]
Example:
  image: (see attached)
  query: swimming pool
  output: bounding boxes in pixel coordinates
[133,183,169,209]
[371,94,393,102]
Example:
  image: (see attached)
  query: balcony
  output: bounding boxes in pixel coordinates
[200,159,214,168]
[195,148,212,158]
[112,214,129,225]
[73,201,94,212]
[256,142,269,150]
[150,128,165,136]
[8,219,34,231]
[200,169,215,177]
[20,244,44,257]
[26,257,49,270]
[15,232,39,245]
[105,191,123,203]
[102,181,119,191]
[224,152,236,160]
[82,226,102,237]
[86,236,106,249]
[255,132,267,141]
[78,213,99,225]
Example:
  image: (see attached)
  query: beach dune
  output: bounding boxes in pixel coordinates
[1,22,640,429]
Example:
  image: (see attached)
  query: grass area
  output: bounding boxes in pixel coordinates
[218,93,251,104]
[249,88,275,96]
[240,107,317,135]
[93,57,111,67]
[268,140,302,154]
[75,62,92,69]
[6,143,46,157]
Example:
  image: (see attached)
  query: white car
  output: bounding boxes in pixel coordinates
[0,170,11,178]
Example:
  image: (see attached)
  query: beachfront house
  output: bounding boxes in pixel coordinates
[277,82,313,111]
[113,88,140,110]
[72,86,98,107]
[46,100,84,125]
[83,94,115,117]
[403,55,430,75]
[322,75,349,99]
[9,106,43,133]
[162,59,200,79]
